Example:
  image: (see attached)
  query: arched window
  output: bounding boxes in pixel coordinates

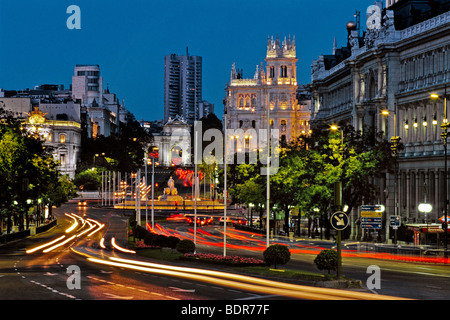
[251,94,257,108]
[244,94,251,109]
[269,66,275,78]
[238,94,244,109]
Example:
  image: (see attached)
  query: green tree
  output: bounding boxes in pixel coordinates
[235,177,265,228]
[73,168,101,191]
[268,125,395,239]
[77,116,153,173]
[0,117,76,233]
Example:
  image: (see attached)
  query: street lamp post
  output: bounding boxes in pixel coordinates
[145,153,148,229]
[146,154,156,231]
[330,125,344,278]
[442,121,449,258]
[418,203,432,245]
[431,87,448,258]
[224,128,227,257]
[382,109,401,244]
[266,92,271,249]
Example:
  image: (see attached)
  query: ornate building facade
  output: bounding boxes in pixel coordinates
[224,35,310,149]
[25,107,82,179]
[150,115,191,167]
[309,1,450,242]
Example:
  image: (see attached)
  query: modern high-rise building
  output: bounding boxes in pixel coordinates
[164,52,202,124]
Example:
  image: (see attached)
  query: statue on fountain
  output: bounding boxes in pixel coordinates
[158,176,183,202]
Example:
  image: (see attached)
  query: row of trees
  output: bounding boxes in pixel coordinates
[0,110,78,234]
[226,124,397,240]
[73,116,153,190]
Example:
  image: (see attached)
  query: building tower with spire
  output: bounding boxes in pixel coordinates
[224,35,310,146]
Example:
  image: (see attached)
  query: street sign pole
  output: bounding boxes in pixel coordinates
[330,211,349,279]
[334,181,343,278]
[337,228,342,278]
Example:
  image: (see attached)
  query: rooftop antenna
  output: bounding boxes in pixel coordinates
[186,46,189,56]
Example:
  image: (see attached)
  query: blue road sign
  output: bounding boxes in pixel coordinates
[330,211,349,231]
[361,217,382,223]
[361,217,382,229]
[390,216,401,227]
[361,205,382,211]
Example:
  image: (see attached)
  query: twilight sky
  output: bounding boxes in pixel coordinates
[0,0,376,121]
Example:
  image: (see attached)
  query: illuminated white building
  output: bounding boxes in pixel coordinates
[25,107,82,178]
[151,115,192,167]
[224,35,310,147]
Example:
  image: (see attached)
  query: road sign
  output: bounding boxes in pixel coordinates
[360,205,384,229]
[330,211,349,231]
[361,205,383,218]
[390,215,401,228]
[439,216,450,223]
[361,217,382,229]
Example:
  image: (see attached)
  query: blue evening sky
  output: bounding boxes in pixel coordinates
[0,0,375,121]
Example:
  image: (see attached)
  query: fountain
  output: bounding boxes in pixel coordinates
[158,176,184,203]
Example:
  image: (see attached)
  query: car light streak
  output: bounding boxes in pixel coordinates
[43,235,77,253]
[81,254,407,300]
[111,237,136,254]
[145,223,158,234]
[76,220,95,238]
[64,213,79,233]
[27,214,106,254]
[26,235,67,254]
[86,218,105,237]
[99,237,106,249]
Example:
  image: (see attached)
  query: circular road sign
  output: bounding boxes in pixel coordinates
[330,211,349,231]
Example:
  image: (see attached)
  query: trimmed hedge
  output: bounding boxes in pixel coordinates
[263,244,291,269]
[314,249,338,274]
[176,239,196,254]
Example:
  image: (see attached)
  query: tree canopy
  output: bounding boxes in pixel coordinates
[0,113,77,233]
[227,124,396,238]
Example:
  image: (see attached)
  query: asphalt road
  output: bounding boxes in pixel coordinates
[1,201,448,303]
[0,202,288,301]
[160,217,450,300]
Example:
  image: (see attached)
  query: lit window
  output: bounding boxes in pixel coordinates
[60,134,66,143]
